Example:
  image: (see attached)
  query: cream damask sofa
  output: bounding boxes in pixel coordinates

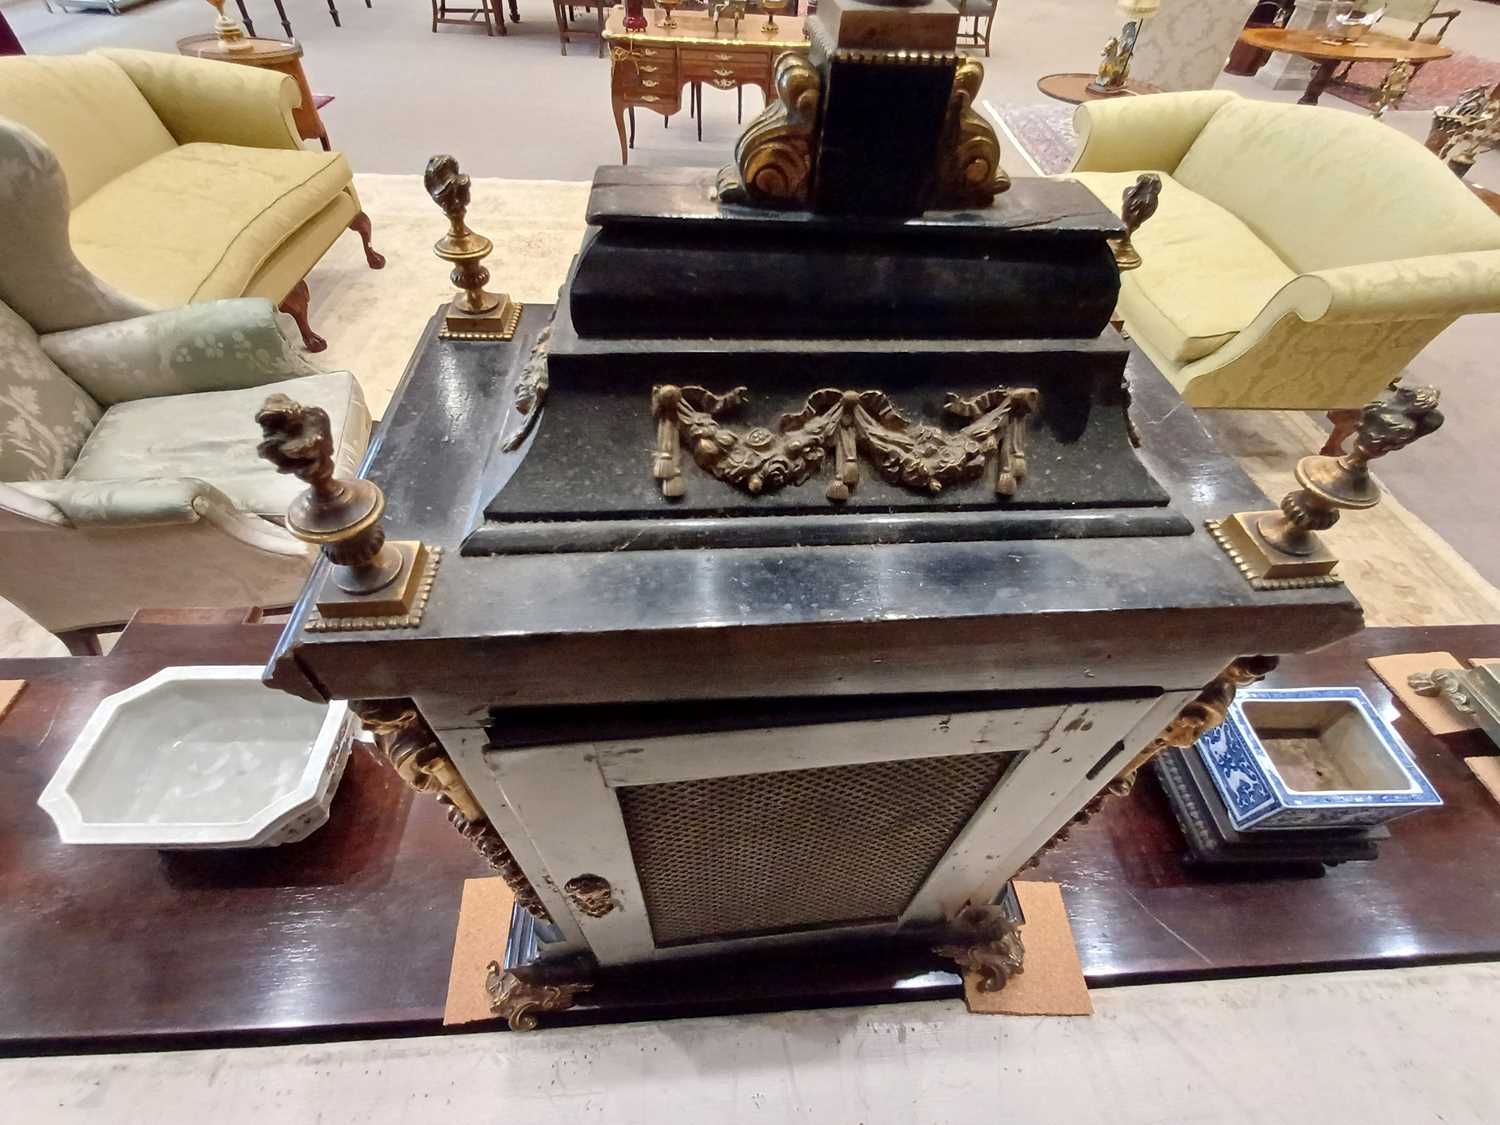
[0,48,383,353]
[1066,91,1500,416]
[0,126,370,654]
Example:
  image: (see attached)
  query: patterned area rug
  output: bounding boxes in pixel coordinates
[988,102,1078,175]
[1328,49,1500,112]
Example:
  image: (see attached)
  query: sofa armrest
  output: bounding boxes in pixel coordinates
[95,49,302,152]
[1070,91,1238,175]
[1285,251,1500,324]
[39,299,320,406]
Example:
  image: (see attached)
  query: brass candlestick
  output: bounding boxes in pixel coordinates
[203,0,252,50]
[424,154,520,340]
[1109,173,1160,271]
[1208,383,1444,589]
[762,0,787,34]
[256,394,438,627]
[657,0,681,30]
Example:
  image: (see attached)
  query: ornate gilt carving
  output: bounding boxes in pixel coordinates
[563,874,616,918]
[1109,173,1160,271]
[933,905,1025,993]
[1408,667,1477,714]
[484,962,592,1031]
[502,320,552,453]
[935,58,1010,208]
[651,384,1038,502]
[351,699,553,923]
[717,53,822,207]
[1024,656,1279,868]
[1373,60,1415,119]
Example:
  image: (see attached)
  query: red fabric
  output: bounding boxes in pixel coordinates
[0,10,24,56]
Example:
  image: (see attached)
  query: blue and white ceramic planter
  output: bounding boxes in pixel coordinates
[1196,686,1442,831]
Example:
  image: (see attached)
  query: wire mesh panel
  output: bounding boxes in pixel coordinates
[617,750,1019,947]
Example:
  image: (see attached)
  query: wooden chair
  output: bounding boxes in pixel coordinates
[555,0,610,57]
[955,0,997,56]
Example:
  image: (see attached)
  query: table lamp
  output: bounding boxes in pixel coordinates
[202,0,253,51]
[1088,0,1160,95]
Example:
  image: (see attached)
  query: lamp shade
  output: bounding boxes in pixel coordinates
[1116,0,1161,18]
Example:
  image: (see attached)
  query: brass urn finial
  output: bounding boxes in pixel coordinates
[256,395,438,627]
[1110,173,1160,271]
[424,154,520,340]
[1208,383,1444,589]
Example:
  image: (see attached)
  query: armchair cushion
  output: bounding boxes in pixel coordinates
[0,54,175,207]
[1069,170,1296,363]
[9,475,233,528]
[64,371,369,518]
[39,298,319,406]
[0,300,101,482]
[68,143,354,307]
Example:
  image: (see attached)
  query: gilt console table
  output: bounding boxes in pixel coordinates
[603,6,809,163]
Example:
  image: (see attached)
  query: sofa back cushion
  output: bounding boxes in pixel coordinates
[0,300,102,482]
[1172,98,1500,273]
[0,54,175,207]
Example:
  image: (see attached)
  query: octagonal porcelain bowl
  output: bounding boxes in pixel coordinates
[38,666,356,848]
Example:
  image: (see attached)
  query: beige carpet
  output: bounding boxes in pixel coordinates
[2,172,1497,658]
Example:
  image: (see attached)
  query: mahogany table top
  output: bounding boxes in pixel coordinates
[1238,26,1453,64]
[602,6,808,48]
[3,618,1499,1049]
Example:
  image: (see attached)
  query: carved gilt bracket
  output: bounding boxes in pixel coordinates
[651,384,1038,502]
[1024,655,1279,868]
[718,53,1010,211]
[933,905,1025,993]
[350,699,554,923]
[484,962,592,1031]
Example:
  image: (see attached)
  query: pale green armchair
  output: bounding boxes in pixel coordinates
[0,293,370,654]
[1064,91,1500,413]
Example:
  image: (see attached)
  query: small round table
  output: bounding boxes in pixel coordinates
[176,34,332,151]
[1036,72,1160,105]
[1236,27,1451,106]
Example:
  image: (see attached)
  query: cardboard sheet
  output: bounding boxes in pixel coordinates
[444,877,1093,1024]
[962,880,1092,1016]
[1466,757,1500,809]
[0,681,23,722]
[1367,652,1477,736]
[444,877,517,1026]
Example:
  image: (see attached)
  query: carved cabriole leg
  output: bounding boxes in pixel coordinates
[933,905,1025,993]
[349,698,554,923]
[484,961,591,1031]
[1023,655,1280,868]
[348,211,386,270]
[278,278,327,353]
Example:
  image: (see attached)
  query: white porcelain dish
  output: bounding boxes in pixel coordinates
[37,666,355,848]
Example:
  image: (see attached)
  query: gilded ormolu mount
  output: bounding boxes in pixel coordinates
[717,54,1009,210]
[651,384,1039,502]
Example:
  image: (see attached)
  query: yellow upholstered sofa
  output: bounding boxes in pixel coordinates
[1065,91,1500,412]
[0,48,383,352]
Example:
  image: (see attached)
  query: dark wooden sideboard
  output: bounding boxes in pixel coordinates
[3,615,1499,1050]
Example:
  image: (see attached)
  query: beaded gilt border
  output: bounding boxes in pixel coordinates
[306,546,444,632]
[439,303,523,342]
[1204,519,1344,591]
